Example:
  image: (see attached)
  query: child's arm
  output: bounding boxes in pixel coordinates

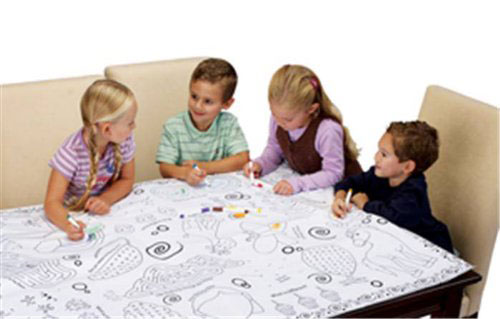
[332,189,349,218]
[159,162,206,186]
[44,169,86,240]
[89,159,135,214]
[253,118,284,175]
[195,151,250,174]
[363,183,422,228]
[330,168,372,217]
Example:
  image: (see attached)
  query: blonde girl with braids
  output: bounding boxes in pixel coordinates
[243,64,362,195]
[44,79,138,240]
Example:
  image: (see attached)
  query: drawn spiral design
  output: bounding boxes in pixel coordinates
[307,273,332,284]
[225,192,250,200]
[163,294,181,305]
[146,242,171,258]
[308,227,336,240]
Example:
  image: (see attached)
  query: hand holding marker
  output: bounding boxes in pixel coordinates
[192,163,210,186]
[249,161,255,183]
[345,188,353,208]
[247,161,272,190]
[67,214,101,240]
[67,214,81,229]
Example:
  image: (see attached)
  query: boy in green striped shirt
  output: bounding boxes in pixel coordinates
[156,58,250,186]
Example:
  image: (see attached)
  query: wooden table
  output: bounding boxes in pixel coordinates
[0,168,480,318]
[340,270,481,318]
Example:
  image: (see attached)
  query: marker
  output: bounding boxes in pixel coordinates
[85,224,102,235]
[85,224,102,241]
[192,163,202,173]
[345,188,353,205]
[192,163,210,186]
[252,180,273,190]
[249,161,255,183]
[67,214,80,230]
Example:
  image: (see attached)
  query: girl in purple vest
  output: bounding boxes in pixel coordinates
[244,64,361,195]
[44,80,138,240]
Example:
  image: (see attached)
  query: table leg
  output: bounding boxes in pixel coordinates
[431,288,463,318]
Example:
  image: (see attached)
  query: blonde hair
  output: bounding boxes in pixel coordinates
[67,79,135,211]
[268,64,359,160]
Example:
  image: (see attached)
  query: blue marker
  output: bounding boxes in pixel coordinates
[192,163,210,186]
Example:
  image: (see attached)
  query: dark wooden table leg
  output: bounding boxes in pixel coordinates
[431,287,463,318]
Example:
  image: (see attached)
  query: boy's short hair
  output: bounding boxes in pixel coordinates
[190,58,237,102]
[387,121,439,173]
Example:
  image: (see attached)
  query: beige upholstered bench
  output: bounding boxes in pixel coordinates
[104,57,204,182]
[1,76,102,208]
[1,57,203,209]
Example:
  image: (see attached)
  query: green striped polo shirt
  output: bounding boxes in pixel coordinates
[156,111,249,165]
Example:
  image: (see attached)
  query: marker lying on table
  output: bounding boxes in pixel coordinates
[345,188,353,205]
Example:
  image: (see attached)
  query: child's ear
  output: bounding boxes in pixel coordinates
[308,103,320,115]
[97,122,112,138]
[402,160,416,175]
[222,98,235,110]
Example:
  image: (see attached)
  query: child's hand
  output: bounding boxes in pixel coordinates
[273,180,294,195]
[185,166,206,186]
[332,197,351,218]
[243,161,262,179]
[65,220,87,241]
[351,193,369,210]
[85,197,110,215]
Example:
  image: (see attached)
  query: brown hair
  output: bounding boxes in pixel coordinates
[190,58,238,102]
[268,64,359,161]
[67,79,136,211]
[386,121,439,173]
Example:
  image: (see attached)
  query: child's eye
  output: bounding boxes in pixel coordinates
[204,99,213,105]
[191,94,198,100]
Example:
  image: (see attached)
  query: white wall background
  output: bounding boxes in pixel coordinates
[1,0,498,317]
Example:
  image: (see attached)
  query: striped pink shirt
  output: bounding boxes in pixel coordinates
[49,128,135,201]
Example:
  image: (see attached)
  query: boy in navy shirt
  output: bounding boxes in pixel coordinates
[332,121,453,253]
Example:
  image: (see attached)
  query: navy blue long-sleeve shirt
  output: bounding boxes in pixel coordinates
[335,166,453,253]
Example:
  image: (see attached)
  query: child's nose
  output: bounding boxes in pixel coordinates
[195,100,204,111]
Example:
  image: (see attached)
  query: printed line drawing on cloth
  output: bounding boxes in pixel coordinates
[88,238,143,281]
[345,225,437,277]
[125,255,244,298]
[190,285,264,319]
[301,244,367,286]
[1,251,76,289]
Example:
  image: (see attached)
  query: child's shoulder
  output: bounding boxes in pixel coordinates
[60,128,85,152]
[317,117,344,140]
[51,129,85,163]
[164,111,188,128]
[218,111,238,121]
[401,173,428,193]
[216,111,240,128]
[318,117,343,131]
